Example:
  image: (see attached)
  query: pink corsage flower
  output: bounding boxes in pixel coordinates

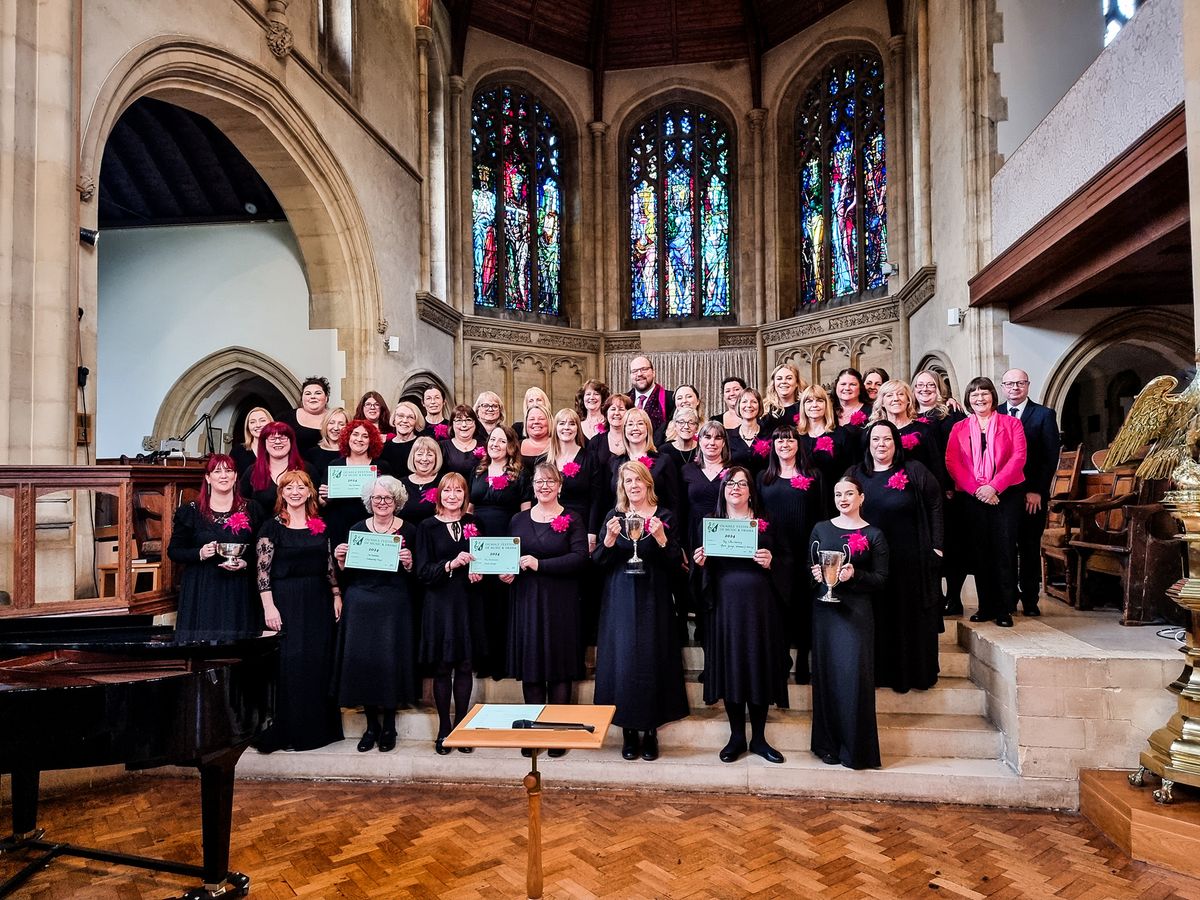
[462,523,479,539]
[561,461,581,478]
[226,512,251,534]
[422,487,439,504]
[790,474,813,491]
[551,513,572,533]
[487,474,509,491]
[638,455,654,469]
[847,531,869,556]
[752,439,771,457]
[718,468,730,481]
[793,413,802,425]
[887,470,909,491]
[901,433,920,450]
[434,424,450,439]
[756,518,769,533]
[917,416,931,425]
[472,446,486,458]
[596,421,607,433]
[815,436,834,454]
[306,517,326,536]
[850,410,868,426]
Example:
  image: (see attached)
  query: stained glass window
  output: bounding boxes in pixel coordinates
[471,86,562,316]
[1103,0,1141,46]
[796,52,887,310]
[627,104,732,322]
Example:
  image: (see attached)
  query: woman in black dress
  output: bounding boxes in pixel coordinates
[381,401,423,475]
[421,386,451,439]
[797,384,848,511]
[545,408,601,546]
[832,368,872,462]
[587,394,631,513]
[757,425,826,684]
[469,424,529,678]
[503,463,589,756]
[661,406,700,470]
[319,419,389,548]
[473,391,505,443]
[869,379,946,486]
[714,376,745,430]
[282,376,330,454]
[254,470,343,753]
[441,405,483,478]
[694,465,789,764]
[400,435,444,525]
[332,475,418,753]
[725,388,771,473]
[354,391,392,439]
[167,454,264,639]
[576,379,610,442]
[239,421,311,513]
[232,407,272,475]
[761,363,807,434]
[417,472,484,754]
[611,407,679,515]
[594,462,689,761]
[303,407,347,486]
[809,475,889,769]
[519,404,552,469]
[849,421,944,693]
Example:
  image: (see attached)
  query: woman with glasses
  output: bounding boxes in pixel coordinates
[168,454,264,639]
[332,475,417,754]
[473,391,505,442]
[593,461,689,761]
[662,405,701,468]
[381,401,424,476]
[318,419,389,548]
[502,463,589,755]
[693,465,789,764]
[239,421,312,514]
[440,405,482,478]
[399,435,444,526]
[283,377,331,454]
[757,425,827,684]
[354,391,392,438]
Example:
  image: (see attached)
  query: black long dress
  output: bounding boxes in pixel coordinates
[608,450,680,515]
[757,470,827,683]
[801,430,849,510]
[725,427,771,473]
[400,474,441,526]
[550,450,603,536]
[322,458,390,548]
[592,508,689,731]
[700,523,790,708]
[809,520,889,769]
[855,462,944,692]
[230,445,256,476]
[253,517,343,752]
[167,500,265,639]
[333,519,419,708]
[380,437,415,477]
[417,514,486,664]
[506,509,588,683]
[440,439,482,478]
[469,466,529,677]
[586,431,623,522]
[238,462,316,518]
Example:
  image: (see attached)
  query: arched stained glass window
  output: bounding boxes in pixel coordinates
[796,52,887,309]
[471,85,562,316]
[627,104,732,322]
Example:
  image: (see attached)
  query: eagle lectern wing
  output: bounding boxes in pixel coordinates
[1104,375,1195,480]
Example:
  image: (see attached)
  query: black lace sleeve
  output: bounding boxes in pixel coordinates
[256,534,275,593]
[325,542,340,594]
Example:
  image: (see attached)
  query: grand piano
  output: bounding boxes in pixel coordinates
[0,615,277,899]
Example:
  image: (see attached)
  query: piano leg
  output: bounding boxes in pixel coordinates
[182,749,249,899]
[7,768,42,842]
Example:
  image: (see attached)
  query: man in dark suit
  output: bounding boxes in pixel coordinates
[627,355,675,435]
[1000,368,1062,616]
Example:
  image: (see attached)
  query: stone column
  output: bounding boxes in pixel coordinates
[415,25,433,293]
[747,108,768,378]
[887,35,912,378]
[450,75,468,404]
[589,121,608,333]
[1184,0,1200,346]
[916,0,933,267]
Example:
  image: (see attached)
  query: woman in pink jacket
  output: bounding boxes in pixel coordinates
[944,377,1027,627]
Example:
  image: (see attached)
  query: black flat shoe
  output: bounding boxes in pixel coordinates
[1023,606,1042,617]
[621,728,640,760]
[378,731,397,752]
[821,752,839,766]
[641,731,659,761]
[521,748,533,758]
[719,737,746,763]
[457,746,473,754]
[749,740,784,764]
[969,613,986,623]
[435,738,451,755]
[547,748,567,758]
[943,602,964,616]
[995,614,1014,628]
[356,731,378,753]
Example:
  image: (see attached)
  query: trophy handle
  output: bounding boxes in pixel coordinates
[811,541,821,567]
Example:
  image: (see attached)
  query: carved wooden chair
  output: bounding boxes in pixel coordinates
[1040,446,1084,605]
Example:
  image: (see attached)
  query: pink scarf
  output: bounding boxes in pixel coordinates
[968,415,997,486]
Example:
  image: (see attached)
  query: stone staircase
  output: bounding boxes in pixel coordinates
[229,625,1077,808]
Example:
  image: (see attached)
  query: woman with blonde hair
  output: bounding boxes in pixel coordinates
[662,405,701,468]
[303,407,347,485]
[514,386,552,440]
[473,390,505,442]
[796,384,846,510]
[233,407,273,474]
[870,379,944,484]
[762,363,808,432]
[519,403,552,466]
[546,408,601,545]
[611,406,678,514]
[399,434,444,525]
[381,400,425,475]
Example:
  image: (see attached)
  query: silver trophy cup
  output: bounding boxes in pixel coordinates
[216,542,247,570]
[811,542,849,603]
[622,513,646,574]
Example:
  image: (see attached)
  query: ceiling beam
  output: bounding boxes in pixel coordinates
[741,0,764,108]
[448,0,474,76]
[886,0,905,36]
[589,0,611,122]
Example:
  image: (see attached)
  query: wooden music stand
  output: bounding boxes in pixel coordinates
[443,704,615,900]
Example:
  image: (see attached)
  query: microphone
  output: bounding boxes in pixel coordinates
[511,719,594,732]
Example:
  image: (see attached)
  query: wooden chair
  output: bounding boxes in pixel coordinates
[1040,446,1084,605]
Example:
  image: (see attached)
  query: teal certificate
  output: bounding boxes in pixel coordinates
[345,530,403,572]
[702,518,759,559]
[469,536,521,575]
[327,464,378,499]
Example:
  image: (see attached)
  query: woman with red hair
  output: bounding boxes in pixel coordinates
[319,418,389,547]
[238,421,311,514]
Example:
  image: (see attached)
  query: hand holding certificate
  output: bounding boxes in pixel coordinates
[345,531,403,571]
[469,536,521,575]
[327,464,378,499]
[702,518,759,559]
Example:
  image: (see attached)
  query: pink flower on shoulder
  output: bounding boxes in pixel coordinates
[793,413,802,425]
[847,531,869,556]
[306,517,326,536]
[917,415,931,425]
[472,446,486,458]
[752,439,771,457]
[756,518,769,533]
[462,523,479,539]
[718,468,730,481]
[487,474,509,491]
[422,487,439,504]
[551,513,572,533]
[790,474,813,491]
[815,436,834,454]
[887,470,909,491]
[901,432,920,450]
[226,512,251,534]
[434,424,450,439]
[637,455,654,469]
[561,461,581,478]
[596,421,607,434]
[850,410,868,426]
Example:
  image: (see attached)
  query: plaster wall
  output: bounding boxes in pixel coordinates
[95,223,342,459]
[1002,308,1130,407]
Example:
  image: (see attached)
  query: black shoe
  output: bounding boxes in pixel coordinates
[1023,606,1042,617]
[719,737,747,763]
[749,740,784,764]
[521,748,533,758]
[457,746,473,754]
[547,748,567,758]
[357,730,378,753]
[435,738,451,756]
[622,728,640,760]
[378,731,397,752]
[641,731,659,761]
[995,614,1014,628]
[820,752,839,766]
[969,613,986,623]
[943,601,964,616]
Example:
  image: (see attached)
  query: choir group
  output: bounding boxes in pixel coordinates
[168,355,1059,770]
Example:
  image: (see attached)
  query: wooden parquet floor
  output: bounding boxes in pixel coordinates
[2,776,1197,899]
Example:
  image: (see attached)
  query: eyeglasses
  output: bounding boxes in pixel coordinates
[725,480,750,489]
[266,435,290,443]
[478,403,500,410]
[370,496,395,505]
[532,479,557,487]
[629,365,652,374]
[362,400,380,408]
[1001,380,1029,388]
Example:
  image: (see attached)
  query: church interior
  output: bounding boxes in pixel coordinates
[4,0,1200,896]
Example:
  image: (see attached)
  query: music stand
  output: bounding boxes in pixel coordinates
[443,703,615,900]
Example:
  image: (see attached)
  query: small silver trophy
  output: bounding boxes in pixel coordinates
[811,542,848,603]
[622,513,646,574]
[216,542,247,571]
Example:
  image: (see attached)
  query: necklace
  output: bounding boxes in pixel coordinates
[531,505,563,523]
[368,517,396,533]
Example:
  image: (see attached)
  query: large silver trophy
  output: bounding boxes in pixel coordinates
[216,542,247,571]
[811,542,849,603]
[622,513,646,574]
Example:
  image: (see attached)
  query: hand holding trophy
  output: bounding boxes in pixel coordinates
[811,541,848,603]
[622,512,646,574]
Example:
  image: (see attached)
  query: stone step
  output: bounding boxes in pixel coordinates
[676,644,970,677]
[225,740,1074,809]
[339,706,1002,760]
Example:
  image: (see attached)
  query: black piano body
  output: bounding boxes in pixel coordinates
[0,615,277,899]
